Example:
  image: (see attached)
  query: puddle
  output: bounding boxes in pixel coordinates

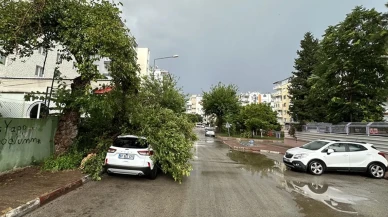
[227,151,371,217]
[280,179,369,217]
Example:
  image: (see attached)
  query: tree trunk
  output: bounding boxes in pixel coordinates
[54,76,89,155]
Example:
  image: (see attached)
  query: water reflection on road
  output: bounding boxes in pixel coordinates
[227,150,381,217]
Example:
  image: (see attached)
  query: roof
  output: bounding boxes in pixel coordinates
[94,86,113,94]
[273,77,292,84]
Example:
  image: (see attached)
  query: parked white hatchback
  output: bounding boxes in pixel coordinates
[283,139,388,179]
[104,135,158,179]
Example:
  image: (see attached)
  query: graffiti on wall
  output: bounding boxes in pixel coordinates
[0,120,42,146]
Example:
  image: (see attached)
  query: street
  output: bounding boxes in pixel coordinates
[27,129,388,217]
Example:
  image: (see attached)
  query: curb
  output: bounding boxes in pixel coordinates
[1,175,90,217]
[223,140,286,155]
[229,146,285,155]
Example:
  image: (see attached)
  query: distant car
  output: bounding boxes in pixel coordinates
[104,135,158,179]
[205,129,215,137]
[283,139,388,179]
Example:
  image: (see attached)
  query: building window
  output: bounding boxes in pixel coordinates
[56,53,62,64]
[35,65,44,77]
[104,61,110,71]
[283,103,286,107]
[283,95,286,99]
[0,55,6,65]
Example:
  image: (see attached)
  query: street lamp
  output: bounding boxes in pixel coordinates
[153,55,179,70]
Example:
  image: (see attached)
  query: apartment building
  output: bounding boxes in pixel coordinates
[136,48,151,77]
[186,95,204,115]
[272,77,292,126]
[238,92,260,106]
[0,46,150,118]
[151,69,170,81]
[238,92,273,109]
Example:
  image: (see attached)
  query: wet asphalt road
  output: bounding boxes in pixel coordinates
[27,129,388,217]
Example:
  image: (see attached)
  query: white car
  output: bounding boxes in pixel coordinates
[104,135,158,179]
[205,129,215,137]
[283,139,388,179]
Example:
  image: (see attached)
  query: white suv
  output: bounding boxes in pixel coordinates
[283,140,388,179]
[104,135,158,179]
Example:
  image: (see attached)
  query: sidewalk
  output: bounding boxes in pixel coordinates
[0,166,85,216]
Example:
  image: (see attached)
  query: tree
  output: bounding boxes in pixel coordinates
[239,104,280,137]
[126,76,196,183]
[186,114,203,123]
[310,7,388,123]
[288,32,319,123]
[202,83,240,130]
[0,0,139,154]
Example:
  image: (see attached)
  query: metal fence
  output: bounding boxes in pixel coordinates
[302,122,388,137]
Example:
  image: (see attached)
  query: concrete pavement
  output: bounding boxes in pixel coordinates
[26,129,388,217]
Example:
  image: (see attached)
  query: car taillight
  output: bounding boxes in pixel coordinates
[105,158,108,165]
[108,148,116,153]
[378,152,386,158]
[138,150,154,156]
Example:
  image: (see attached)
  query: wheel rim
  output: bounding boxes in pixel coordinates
[311,162,323,174]
[371,165,384,178]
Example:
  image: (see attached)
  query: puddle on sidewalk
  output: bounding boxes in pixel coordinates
[227,151,373,217]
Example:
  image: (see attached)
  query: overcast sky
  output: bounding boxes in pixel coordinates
[120,0,386,95]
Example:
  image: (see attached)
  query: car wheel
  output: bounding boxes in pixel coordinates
[308,160,324,176]
[368,163,386,179]
[148,165,158,180]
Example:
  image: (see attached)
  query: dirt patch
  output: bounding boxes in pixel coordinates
[0,166,83,214]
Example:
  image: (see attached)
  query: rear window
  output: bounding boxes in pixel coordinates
[113,138,149,149]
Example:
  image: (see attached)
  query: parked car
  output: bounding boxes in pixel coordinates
[104,135,158,179]
[283,139,388,179]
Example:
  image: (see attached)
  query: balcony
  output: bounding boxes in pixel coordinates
[273,85,282,90]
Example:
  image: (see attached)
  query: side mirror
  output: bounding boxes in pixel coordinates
[327,149,334,154]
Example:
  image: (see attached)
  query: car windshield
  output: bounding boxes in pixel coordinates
[300,140,329,150]
[113,137,148,149]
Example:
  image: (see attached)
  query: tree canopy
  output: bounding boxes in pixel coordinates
[202,82,240,130]
[288,32,319,123]
[0,0,139,154]
[238,103,280,134]
[310,7,388,123]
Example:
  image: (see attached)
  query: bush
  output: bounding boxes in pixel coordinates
[42,149,84,171]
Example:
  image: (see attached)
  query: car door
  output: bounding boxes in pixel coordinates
[322,143,349,171]
[346,143,369,172]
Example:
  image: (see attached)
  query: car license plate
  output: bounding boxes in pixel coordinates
[118,154,134,160]
[284,158,291,162]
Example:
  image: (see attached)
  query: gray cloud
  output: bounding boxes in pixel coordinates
[120,0,385,94]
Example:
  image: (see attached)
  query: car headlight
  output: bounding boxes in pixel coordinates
[294,153,308,159]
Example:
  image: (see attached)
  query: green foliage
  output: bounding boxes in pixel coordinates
[288,32,320,122]
[238,104,280,132]
[78,76,196,183]
[82,153,106,181]
[42,148,84,171]
[202,82,240,130]
[309,7,388,123]
[186,113,203,123]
